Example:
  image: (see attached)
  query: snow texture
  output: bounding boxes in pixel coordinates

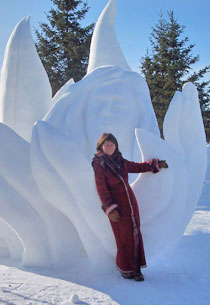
[0,16,52,142]
[0,170,210,304]
[87,0,130,74]
[51,78,74,106]
[0,0,207,280]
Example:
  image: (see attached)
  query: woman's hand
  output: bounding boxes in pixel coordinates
[158,160,168,168]
[108,209,120,222]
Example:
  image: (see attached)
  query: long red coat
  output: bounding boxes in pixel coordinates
[92,152,156,274]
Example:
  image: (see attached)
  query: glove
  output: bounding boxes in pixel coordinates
[149,158,168,173]
[158,160,168,168]
[108,209,120,222]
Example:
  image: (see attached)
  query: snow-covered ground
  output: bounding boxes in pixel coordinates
[0,145,209,305]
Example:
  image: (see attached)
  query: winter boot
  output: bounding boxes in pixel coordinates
[120,271,134,279]
[134,271,144,281]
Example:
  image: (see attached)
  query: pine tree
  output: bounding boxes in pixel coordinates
[187,67,210,141]
[35,0,94,95]
[141,11,210,141]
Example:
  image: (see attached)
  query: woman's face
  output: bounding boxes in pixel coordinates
[102,140,116,155]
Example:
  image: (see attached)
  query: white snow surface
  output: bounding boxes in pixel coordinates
[0,16,52,142]
[51,78,74,106]
[87,0,130,74]
[0,148,209,304]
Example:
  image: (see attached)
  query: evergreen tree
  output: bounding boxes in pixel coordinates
[35,0,94,95]
[187,67,210,141]
[141,11,210,141]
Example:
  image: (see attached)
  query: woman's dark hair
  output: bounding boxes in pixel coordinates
[96,133,121,154]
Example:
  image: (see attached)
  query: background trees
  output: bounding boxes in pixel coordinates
[35,0,94,96]
[35,3,209,141]
[141,11,210,141]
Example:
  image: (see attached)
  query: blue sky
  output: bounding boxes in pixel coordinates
[0,0,209,77]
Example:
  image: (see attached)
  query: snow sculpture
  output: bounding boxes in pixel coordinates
[0,0,207,268]
[0,17,52,142]
[51,78,74,106]
[87,0,130,73]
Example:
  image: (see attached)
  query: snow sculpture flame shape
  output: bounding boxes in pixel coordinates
[0,16,52,142]
[0,0,207,268]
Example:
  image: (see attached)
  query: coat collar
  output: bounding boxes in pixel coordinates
[94,151,124,178]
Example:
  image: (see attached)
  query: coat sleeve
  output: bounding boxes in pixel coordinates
[92,159,118,215]
[123,158,160,173]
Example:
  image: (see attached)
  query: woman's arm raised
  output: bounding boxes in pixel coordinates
[123,158,168,174]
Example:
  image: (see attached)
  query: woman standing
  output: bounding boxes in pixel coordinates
[92,133,168,281]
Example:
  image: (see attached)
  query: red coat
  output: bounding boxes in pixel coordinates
[92,152,157,274]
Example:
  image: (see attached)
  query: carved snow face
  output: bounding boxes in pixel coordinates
[44,65,160,161]
[83,68,159,158]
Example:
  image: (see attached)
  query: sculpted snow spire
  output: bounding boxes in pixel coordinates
[0,16,52,142]
[87,0,131,74]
